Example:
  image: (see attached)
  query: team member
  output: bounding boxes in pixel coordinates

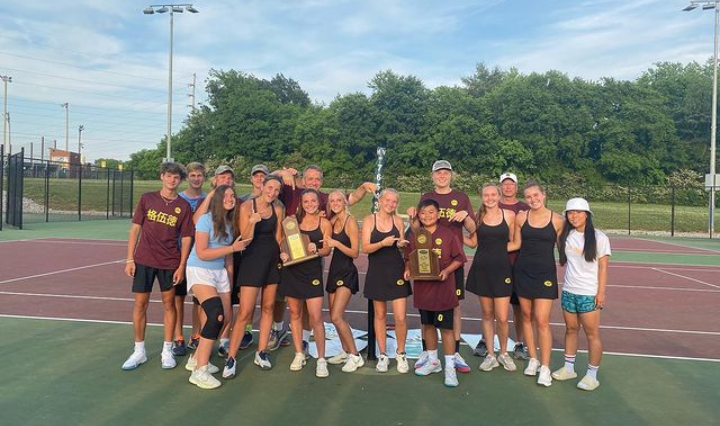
[223,175,285,378]
[184,185,247,389]
[552,198,610,391]
[465,184,517,373]
[362,189,411,374]
[407,160,476,374]
[173,162,206,355]
[122,162,193,371]
[278,189,333,377]
[475,172,530,359]
[405,199,467,387]
[508,181,564,387]
[324,190,364,373]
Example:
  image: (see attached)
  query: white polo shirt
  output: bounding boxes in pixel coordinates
[562,229,611,296]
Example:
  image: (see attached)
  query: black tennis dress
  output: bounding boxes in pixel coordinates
[513,213,558,300]
[326,217,360,294]
[363,215,412,301]
[466,212,513,298]
[279,221,325,300]
[237,198,280,287]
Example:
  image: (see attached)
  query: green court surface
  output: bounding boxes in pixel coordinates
[1,317,717,426]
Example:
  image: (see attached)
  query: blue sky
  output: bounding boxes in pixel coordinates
[0,0,714,161]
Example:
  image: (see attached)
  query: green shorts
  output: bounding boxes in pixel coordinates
[561,290,597,313]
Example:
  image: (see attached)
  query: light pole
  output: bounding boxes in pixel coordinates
[61,102,69,153]
[144,4,199,163]
[78,125,84,157]
[1,75,11,154]
[684,2,718,236]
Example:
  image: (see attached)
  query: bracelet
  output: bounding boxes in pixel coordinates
[125,259,135,263]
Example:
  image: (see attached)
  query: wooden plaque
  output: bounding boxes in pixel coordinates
[281,216,318,266]
[408,228,441,280]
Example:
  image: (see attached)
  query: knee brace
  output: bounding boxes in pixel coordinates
[200,297,224,340]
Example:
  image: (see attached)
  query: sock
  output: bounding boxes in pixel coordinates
[273,321,284,331]
[134,341,145,352]
[422,339,427,351]
[245,324,252,332]
[162,341,172,352]
[220,338,229,347]
[445,355,455,369]
[428,349,438,363]
[455,340,460,353]
[564,354,576,373]
[587,364,599,379]
[302,329,311,342]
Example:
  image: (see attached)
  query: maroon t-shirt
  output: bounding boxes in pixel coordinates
[279,184,329,217]
[420,189,474,243]
[132,191,194,270]
[405,226,467,311]
[499,199,529,264]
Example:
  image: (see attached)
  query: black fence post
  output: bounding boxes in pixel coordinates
[78,165,82,221]
[44,161,50,222]
[129,170,135,217]
[671,186,676,237]
[120,170,124,217]
[111,169,116,217]
[627,183,631,235]
[106,168,111,220]
[0,145,4,231]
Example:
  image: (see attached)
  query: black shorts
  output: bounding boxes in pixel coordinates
[510,291,520,306]
[419,309,454,330]
[455,267,465,300]
[132,263,175,293]
[174,278,188,297]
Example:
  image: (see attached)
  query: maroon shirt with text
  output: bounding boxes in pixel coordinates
[405,226,467,311]
[132,191,193,270]
[279,184,329,217]
[419,189,474,243]
[499,200,529,264]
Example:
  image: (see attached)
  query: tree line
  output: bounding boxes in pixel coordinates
[127,61,716,189]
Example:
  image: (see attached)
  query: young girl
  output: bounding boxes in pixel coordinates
[553,198,610,391]
[465,184,517,373]
[362,189,411,374]
[508,181,564,387]
[324,190,364,373]
[279,189,333,378]
[185,185,247,389]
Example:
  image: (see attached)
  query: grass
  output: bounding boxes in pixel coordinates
[16,178,720,233]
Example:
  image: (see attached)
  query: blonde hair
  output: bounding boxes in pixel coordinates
[327,189,349,217]
[476,183,501,225]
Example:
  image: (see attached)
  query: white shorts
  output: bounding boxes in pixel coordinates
[186,266,231,294]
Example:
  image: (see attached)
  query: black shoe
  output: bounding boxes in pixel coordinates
[171,340,187,357]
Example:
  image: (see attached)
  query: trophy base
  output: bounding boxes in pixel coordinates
[282,253,319,267]
[409,274,442,281]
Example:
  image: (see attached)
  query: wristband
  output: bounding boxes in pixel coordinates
[126,259,135,263]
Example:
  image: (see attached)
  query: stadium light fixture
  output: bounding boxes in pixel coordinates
[186,6,199,13]
[143,7,155,14]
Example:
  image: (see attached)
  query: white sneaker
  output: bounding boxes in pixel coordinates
[254,351,272,370]
[537,365,552,387]
[497,353,517,372]
[161,350,176,369]
[479,355,499,372]
[316,358,329,378]
[396,352,409,374]
[444,365,459,387]
[524,358,541,376]
[375,354,389,373]
[222,357,237,379]
[327,351,348,365]
[121,349,147,370]
[415,359,442,376]
[342,354,365,373]
[414,351,429,369]
[577,374,600,391]
[189,365,221,390]
[185,355,220,373]
[290,352,306,371]
[552,366,578,381]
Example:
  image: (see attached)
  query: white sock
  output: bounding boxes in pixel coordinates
[302,329,311,341]
[587,364,599,379]
[428,349,438,363]
[162,341,172,352]
[444,355,455,369]
[134,341,145,352]
[273,321,284,331]
[564,354,576,373]
[220,338,229,347]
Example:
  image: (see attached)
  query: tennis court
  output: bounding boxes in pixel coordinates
[1,220,718,426]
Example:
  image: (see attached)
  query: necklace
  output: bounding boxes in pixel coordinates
[160,192,178,205]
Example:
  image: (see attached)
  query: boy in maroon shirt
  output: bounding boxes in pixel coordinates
[122,162,194,371]
[404,199,467,387]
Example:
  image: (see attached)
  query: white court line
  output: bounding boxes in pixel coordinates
[605,284,720,293]
[652,268,720,290]
[610,264,720,272]
[0,259,125,284]
[1,313,718,363]
[24,240,126,246]
[633,237,720,254]
[611,247,718,255]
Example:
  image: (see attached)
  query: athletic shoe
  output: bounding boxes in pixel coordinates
[342,354,365,373]
[479,355,499,372]
[328,351,348,365]
[396,352,409,374]
[189,365,222,390]
[474,340,488,357]
[414,351,429,369]
[524,358,540,376]
[497,353,517,372]
[444,365,459,387]
[513,342,529,360]
[254,351,272,370]
[375,354,389,373]
[454,353,471,373]
[280,334,291,347]
[316,358,329,378]
[161,350,176,369]
[185,355,219,373]
[415,359,442,376]
[240,331,254,350]
[217,341,229,358]
[552,366,578,381]
[121,349,147,370]
[222,357,237,379]
[268,328,288,351]
[577,374,600,391]
[172,340,187,357]
[537,365,552,387]
[187,337,200,350]
[302,340,309,358]
[290,352,307,371]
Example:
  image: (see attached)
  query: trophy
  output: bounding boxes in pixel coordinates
[280,216,318,266]
[408,227,441,280]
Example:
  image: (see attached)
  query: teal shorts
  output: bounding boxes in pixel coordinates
[561,291,596,313]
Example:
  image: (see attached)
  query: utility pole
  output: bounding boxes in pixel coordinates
[188,72,196,113]
[78,125,84,156]
[61,102,69,152]
[41,136,45,161]
[1,75,11,154]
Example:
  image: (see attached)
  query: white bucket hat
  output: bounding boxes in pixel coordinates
[564,197,592,215]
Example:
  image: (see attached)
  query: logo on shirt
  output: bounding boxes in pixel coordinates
[450,199,458,206]
[544,280,553,287]
[312,279,320,286]
[505,277,512,284]
[437,314,444,322]
[146,209,178,227]
[435,238,442,245]
[336,280,344,286]
[174,207,181,214]
[456,289,462,296]
[396,279,405,286]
